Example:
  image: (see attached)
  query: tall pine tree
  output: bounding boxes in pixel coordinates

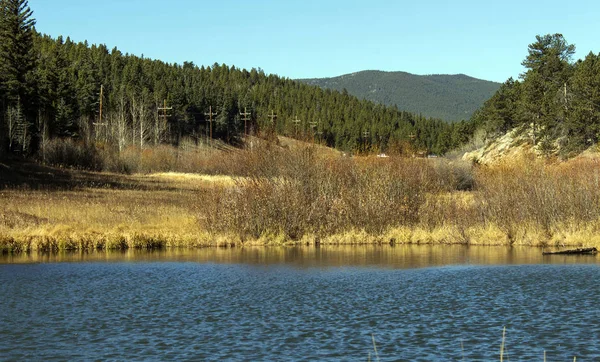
[520,34,575,150]
[0,0,36,153]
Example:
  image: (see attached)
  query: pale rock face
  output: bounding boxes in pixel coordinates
[462,129,532,165]
[464,125,600,165]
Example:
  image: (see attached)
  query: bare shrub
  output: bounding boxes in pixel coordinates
[475,157,600,239]
[204,147,441,240]
[43,139,104,170]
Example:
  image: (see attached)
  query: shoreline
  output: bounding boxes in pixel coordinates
[2,223,597,253]
[2,153,600,253]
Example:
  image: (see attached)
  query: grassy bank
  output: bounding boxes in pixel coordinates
[2,142,600,252]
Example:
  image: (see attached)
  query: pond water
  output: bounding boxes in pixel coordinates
[1,245,599,361]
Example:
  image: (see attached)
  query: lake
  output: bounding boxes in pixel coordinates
[1,245,599,361]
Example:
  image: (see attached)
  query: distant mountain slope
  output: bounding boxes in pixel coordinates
[299,71,501,122]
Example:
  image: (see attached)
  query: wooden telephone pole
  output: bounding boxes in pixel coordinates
[93,85,107,141]
[292,116,302,137]
[204,106,217,146]
[309,120,318,130]
[362,130,370,152]
[309,120,318,143]
[240,107,251,137]
[157,99,172,142]
[99,84,103,125]
[158,99,172,120]
[267,110,277,125]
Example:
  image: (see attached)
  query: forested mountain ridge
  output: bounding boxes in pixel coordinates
[0,0,475,161]
[299,71,501,122]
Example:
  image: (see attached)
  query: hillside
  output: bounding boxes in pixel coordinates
[1,0,477,161]
[299,71,500,122]
[1,34,472,157]
[471,34,600,158]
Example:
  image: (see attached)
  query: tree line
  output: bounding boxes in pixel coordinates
[0,0,471,162]
[472,33,600,157]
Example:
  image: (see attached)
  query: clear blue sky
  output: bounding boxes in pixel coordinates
[30,0,599,83]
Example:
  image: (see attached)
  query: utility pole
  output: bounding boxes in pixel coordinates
[309,120,318,143]
[362,130,370,153]
[267,110,277,125]
[292,116,302,137]
[240,107,251,137]
[93,84,107,141]
[158,99,172,121]
[99,84,103,126]
[267,110,278,140]
[204,105,217,146]
[157,99,172,142]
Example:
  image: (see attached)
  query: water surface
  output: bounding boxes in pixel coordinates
[1,245,598,361]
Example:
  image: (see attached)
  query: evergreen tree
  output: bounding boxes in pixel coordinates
[566,52,600,153]
[469,34,600,157]
[472,78,520,138]
[0,0,36,152]
[520,34,575,148]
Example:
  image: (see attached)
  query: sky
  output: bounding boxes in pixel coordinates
[30,0,600,83]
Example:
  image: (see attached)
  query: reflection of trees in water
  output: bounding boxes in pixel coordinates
[1,245,575,268]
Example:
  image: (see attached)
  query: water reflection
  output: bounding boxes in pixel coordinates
[2,245,598,267]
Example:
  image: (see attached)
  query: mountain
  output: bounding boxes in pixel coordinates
[299,71,501,122]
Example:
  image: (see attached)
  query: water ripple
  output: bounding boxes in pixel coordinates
[0,262,599,360]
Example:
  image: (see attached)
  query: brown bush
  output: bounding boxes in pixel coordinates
[203,147,446,240]
[475,157,600,240]
[42,139,104,170]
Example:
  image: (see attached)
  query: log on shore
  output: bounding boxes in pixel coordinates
[542,247,598,255]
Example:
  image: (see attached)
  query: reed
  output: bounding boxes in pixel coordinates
[500,326,506,362]
[372,334,380,362]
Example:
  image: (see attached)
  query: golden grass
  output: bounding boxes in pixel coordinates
[145,172,237,187]
[3,144,600,252]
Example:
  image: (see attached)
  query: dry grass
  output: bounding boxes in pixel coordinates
[3,142,600,252]
[147,172,236,184]
[474,156,600,246]
[0,186,209,252]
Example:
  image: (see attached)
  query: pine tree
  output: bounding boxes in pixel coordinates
[520,34,575,149]
[0,0,37,152]
[566,52,600,153]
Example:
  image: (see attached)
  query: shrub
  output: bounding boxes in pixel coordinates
[203,146,442,240]
[42,139,103,170]
[475,157,600,238]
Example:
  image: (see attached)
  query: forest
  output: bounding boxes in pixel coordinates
[300,71,500,122]
[473,33,600,157]
[0,0,474,167]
